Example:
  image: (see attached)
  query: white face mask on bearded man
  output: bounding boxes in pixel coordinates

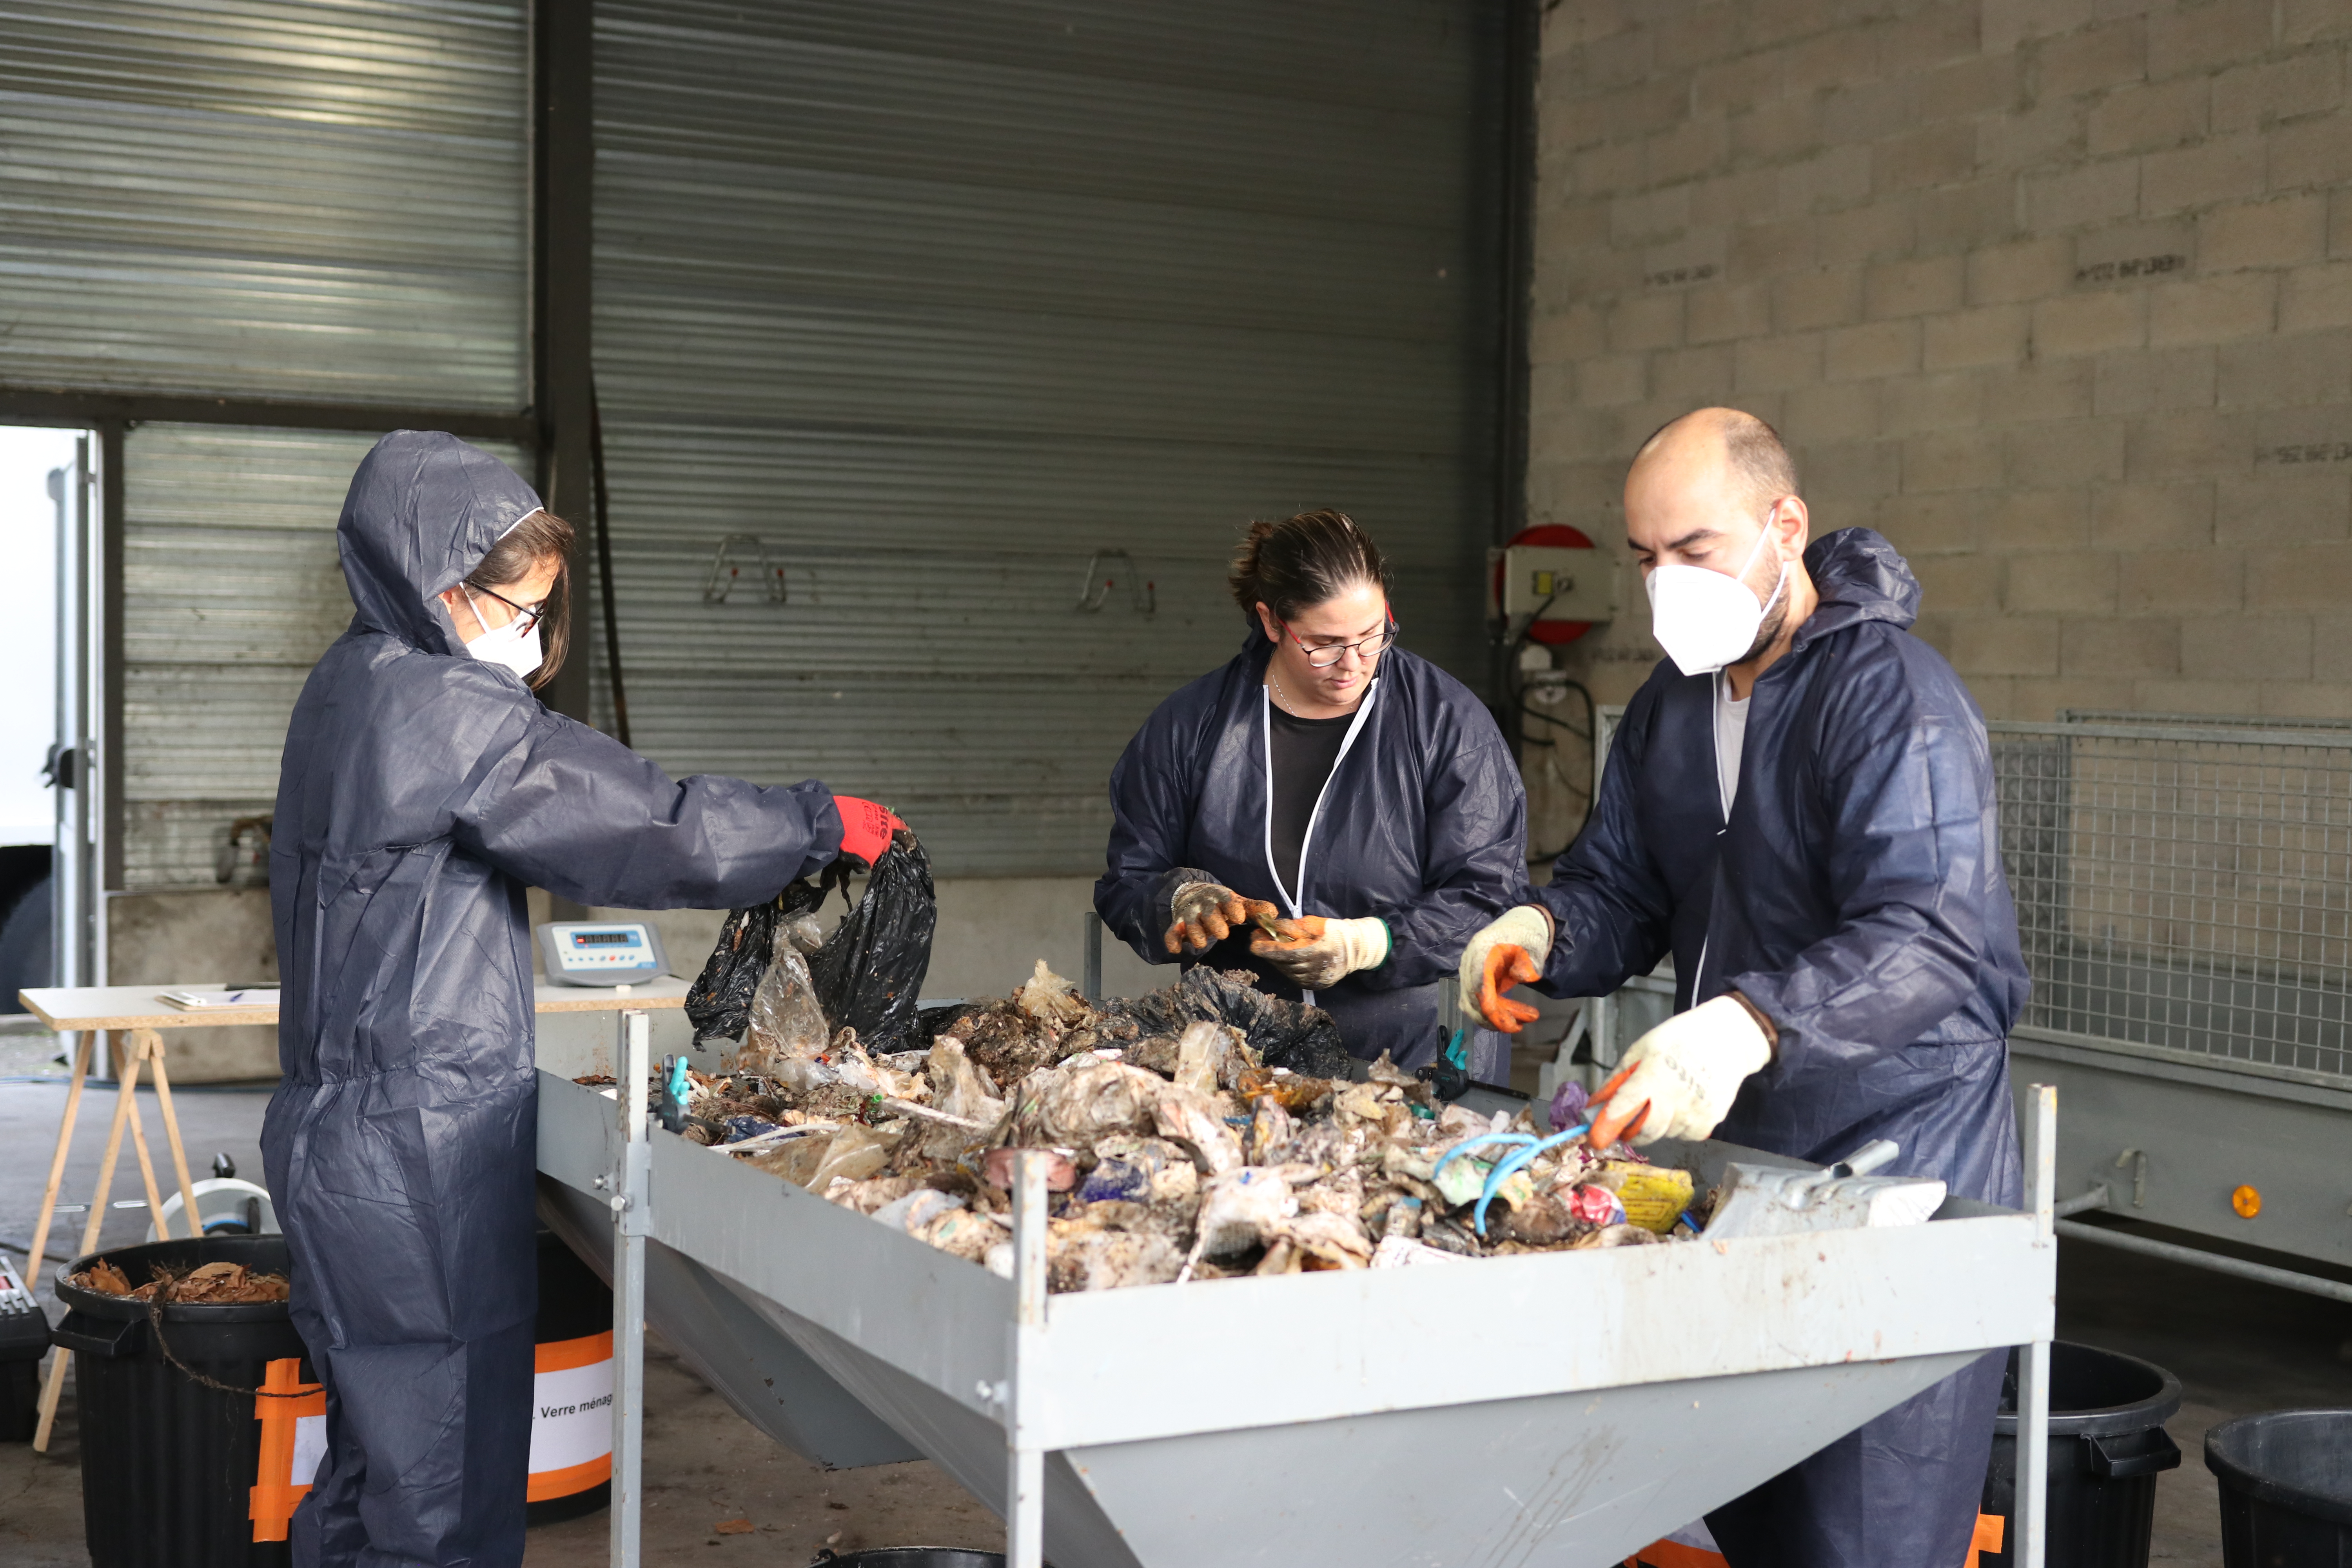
[1642,518,1790,677]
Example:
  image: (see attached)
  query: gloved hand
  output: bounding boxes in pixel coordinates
[832,795,906,868]
[1164,881,1281,956]
[1456,906,1553,1033]
[1249,915,1389,989]
[1587,994,1774,1149]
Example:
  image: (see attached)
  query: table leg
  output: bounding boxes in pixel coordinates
[125,1082,169,1241]
[34,1036,145,1452]
[22,1031,96,1291]
[141,1030,201,1241]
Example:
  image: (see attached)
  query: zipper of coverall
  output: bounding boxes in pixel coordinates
[1258,679,1381,1007]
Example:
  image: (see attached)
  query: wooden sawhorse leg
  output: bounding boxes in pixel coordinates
[31,1029,202,1452]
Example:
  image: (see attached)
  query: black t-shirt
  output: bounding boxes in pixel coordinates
[1266,701,1356,904]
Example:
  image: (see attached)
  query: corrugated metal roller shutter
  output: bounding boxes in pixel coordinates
[1,2,534,891]
[593,0,1503,878]
[0,1,527,406]
[122,425,529,890]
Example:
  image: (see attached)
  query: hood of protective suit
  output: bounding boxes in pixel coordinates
[337,430,544,656]
[1790,524,1923,651]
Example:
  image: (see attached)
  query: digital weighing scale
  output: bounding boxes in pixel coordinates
[537,921,670,987]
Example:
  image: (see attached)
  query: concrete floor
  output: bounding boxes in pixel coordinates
[6,1071,2350,1566]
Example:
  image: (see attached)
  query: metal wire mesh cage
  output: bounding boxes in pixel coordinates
[1989,718,2352,1083]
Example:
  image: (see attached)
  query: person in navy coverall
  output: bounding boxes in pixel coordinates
[1461,409,2029,1568]
[265,432,903,1566]
[1096,509,1526,1069]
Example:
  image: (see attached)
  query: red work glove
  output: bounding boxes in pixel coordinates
[832,795,905,868]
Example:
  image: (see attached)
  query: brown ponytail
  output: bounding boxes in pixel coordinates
[466,508,574,691]
[1227,508,1388,622]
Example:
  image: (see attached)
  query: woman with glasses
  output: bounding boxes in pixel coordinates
[264,431,902,1566]
[1096,508,1527,1068]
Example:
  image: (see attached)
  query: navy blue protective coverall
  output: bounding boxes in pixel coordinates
[1531,528,2029,1568]
[263,432,843,1567]
[1096,630,1526,1067]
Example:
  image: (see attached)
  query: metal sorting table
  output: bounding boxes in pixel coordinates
[536,1016,2063,1568]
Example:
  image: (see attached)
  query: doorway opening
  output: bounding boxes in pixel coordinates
[0,425,98,1014]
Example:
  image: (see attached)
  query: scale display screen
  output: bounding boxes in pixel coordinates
[538,922,669,987]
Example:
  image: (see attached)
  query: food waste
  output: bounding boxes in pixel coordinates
[597,960,1713,1294]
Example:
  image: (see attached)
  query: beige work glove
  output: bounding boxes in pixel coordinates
[1456,906,1553,1033]
[1164,881,1282,957]
[1588,994,1773,1149]
[1249,915,1389,989]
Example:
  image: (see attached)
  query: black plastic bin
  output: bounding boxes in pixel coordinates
[1980,1341,2183,1567]
[52,1235,310,1568]
[2205,1410,2352,1566]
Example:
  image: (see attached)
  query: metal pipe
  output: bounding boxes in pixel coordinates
[1007,1151,1048,1568]
[2018,1084,2057,1568]
[1082,911,1102,1003]
[2051,1187,2110,1218]
[610,1008,650,1568]
[2056,1219,2352,1306]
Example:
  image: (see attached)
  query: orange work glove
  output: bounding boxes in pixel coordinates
[1164,881,1281,956]
[1584,1064,1650,1149]
[1249,915,1390,989]
[1455,906,1553,1033]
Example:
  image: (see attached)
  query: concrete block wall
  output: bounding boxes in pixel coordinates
[1530,0,2352,723]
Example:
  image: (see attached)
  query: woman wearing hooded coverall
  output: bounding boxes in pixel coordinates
[1461,408,2029,1568]
[1096,509,1526,1069]
[263,431,905,1566]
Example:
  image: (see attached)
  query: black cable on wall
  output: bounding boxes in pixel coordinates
[588,382,631,748]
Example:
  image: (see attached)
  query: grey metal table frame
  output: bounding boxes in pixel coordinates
[563,1011,2059,1568]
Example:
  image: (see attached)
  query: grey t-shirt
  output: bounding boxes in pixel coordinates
[1714,673,1750,819]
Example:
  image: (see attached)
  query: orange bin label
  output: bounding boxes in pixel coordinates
[249,1358,326,1543]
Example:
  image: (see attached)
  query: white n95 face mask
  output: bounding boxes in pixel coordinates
[461,588,544,680]
[1643,521,1790,677]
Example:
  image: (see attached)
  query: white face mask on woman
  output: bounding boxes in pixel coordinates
[1643,519,1789,678]
[461,588,544,680]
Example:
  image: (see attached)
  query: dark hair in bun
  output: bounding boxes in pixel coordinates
[1227,508,1388,623]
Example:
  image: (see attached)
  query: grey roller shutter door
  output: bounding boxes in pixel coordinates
[593,1,1504,878]
[0,2,533,889]
[120,426,530,890]
[0,2,528,406]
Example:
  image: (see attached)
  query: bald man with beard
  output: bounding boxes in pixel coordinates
[1458,408,2030,1566]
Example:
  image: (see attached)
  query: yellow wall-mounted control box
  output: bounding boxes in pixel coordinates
[1487,544,1619,624]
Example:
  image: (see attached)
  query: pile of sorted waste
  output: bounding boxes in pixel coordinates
[71,1258,290,1304]
[639,963,1709,1296]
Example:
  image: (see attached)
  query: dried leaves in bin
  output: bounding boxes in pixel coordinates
[72,1258,289,1303]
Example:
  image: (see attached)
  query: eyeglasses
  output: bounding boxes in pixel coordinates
[1282,612,1397,669]
[468,584,546,635]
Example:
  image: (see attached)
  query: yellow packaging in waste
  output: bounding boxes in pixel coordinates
[1590,1162,1693,1233]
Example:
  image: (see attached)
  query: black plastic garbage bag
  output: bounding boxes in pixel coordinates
[1104,966,1351,1079]
[808,831,935,1053]
[686,878,827,1041]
